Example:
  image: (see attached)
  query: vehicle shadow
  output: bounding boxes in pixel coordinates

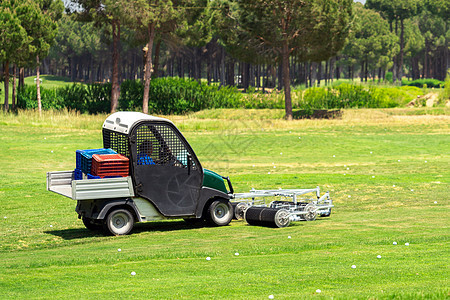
[44,220,207,240]
[44,228,104,240]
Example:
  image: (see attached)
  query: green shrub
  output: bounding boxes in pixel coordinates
[438,73,450,104]
[402,78,444,88]
[385,72,393,83]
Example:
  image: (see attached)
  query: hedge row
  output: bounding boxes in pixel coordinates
[402,78,445,88]
[17,77,422,114]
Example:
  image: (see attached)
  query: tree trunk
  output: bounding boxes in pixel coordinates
[399,18,404,82]
[3,61,9,111]
[12,64,16,110]
[220,47,225,87]
[317,62,322,87]
[282,42,292,120]
[19,67,25,89]
[37,55,41,115]
[153,39,161,79]
[142,23,156,114]
[110,19,121,114]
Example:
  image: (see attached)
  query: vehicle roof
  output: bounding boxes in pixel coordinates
[102,112,173,134]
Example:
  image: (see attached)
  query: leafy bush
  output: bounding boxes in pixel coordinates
[17,78,424,114]
[402,79,444,88]
[385,72,393,83]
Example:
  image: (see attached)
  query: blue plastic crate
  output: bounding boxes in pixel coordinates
[87,173,121,180]
[76,148,117,174]
[74,168,83,180]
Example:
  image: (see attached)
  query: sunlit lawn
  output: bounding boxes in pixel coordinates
[0,108,448,299]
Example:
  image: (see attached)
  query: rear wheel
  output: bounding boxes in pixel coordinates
[103,208,134,236]
[82,217,102,231]
[206,199,233,226]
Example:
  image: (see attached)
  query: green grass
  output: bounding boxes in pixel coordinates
[0,109,449,299]
[1,75,74,105]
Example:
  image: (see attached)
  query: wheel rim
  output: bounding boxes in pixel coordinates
[304,203,317,221]
[275,209,291,227]
[110,212,131,234]
[214,203,228,219]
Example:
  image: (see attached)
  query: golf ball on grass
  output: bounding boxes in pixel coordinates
[316,289,321,293]
[393,242,397,245]
[351,265,356,269]
[131,271,136,276]
[377,255,381,259]
[118,249,121,252]
[405,243,409,246]
[206,257,211,261]
[235,253,239,256]
[268,295,274,299]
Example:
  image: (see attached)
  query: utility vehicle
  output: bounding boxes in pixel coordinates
[47,112,234,235]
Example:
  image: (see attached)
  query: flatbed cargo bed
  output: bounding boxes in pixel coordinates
[47,171,135,200]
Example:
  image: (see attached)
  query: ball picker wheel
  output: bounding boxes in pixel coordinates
[303,203,317,221]
[274,209,291,228]
[234,202,248,220]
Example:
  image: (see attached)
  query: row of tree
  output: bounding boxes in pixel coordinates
[1,0,449,119]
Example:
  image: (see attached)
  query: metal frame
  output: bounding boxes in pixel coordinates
[233,186,333,222]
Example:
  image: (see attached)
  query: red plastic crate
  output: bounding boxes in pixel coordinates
[91,154,129,178]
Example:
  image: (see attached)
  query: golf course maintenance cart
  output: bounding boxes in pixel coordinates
[47,112,333,235]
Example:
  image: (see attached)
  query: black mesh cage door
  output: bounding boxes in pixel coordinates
[130,122,203,216]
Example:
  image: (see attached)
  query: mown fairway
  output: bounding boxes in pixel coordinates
[0,109,449,299]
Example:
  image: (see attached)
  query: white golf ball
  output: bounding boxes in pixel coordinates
[377,255,381,259]
[268,295,274,299]
[280,152,282,155]
[49,225,53,227]
[3,216,6,219]
[235,253,239,256]
[398,160,400,162]
[411,189,414,192]
[393,185,396,187]
[351,265,356,269]
[288,236,291,239]
[51,150,54,153]
[299,137,301,139]
[425,161,427,163]
[434,201,437,204]
[333,155,336,157]
[347,167,350,170]
[131,271,136,276]
[206,257,211,261]
[370,151,373,154]
[118,248,121,252]
[372,176,375,178]
[268,172,271,174]
[344,174,346,176]
[316,289,322,293]
[405,243,409,246]
[348,195,351,198]
[393,242,397,245]
[44,137,46,140]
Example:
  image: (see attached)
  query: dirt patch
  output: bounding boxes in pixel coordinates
[407,93,439,107]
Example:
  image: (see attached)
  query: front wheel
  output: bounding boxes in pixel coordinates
[206,199,233,226]
[103,208,134,236]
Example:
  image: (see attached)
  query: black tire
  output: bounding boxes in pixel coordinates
[206,199,233,226]
[103,208,134,236]
[82,217,102,231]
